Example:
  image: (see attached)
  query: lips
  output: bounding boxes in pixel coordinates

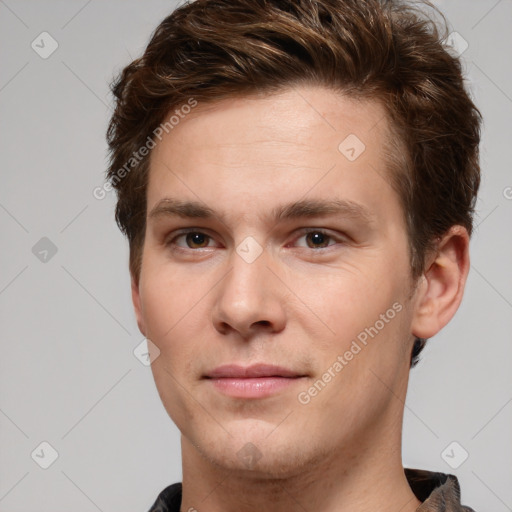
[204,364,307,399]
[205,364,304,379]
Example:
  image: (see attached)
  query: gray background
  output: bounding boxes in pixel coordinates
[0,0,511,510]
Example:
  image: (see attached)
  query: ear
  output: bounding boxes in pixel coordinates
[411,225,470,339]
[131,272,147,337]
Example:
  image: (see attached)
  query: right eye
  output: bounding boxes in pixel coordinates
[166,230,219,250]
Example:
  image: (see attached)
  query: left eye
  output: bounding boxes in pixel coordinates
[294,231,336,249]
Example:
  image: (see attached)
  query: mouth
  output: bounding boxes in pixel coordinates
[203,364,308,399]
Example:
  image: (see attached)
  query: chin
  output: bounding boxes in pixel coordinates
[190,424,329,479]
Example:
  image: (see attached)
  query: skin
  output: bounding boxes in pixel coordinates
[131,85,470,512]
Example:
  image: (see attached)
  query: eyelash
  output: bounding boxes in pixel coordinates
[165,228,344,251]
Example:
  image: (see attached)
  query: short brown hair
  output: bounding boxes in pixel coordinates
[106,0,481,367]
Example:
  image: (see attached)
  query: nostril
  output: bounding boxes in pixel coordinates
[254,320,271,328]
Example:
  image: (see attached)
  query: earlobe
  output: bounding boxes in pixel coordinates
[131,273,147,337]
[411,226,470,339]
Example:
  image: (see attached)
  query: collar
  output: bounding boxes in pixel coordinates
[405,468,476,512]
[149,468,476,512]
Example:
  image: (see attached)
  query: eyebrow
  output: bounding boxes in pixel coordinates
[148,198,375,224]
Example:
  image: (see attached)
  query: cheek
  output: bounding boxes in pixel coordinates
[139,262,214,375]
[295,262,394,337]
[142,276,203,421]
[140,283,176,342]
[297,259,412,383]
[303,297,411,425]
[139,252,203,340]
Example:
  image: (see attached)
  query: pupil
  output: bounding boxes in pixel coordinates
[308,232,327,247]
[187,233,207,247]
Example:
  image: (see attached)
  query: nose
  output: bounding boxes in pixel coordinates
[211,245,287,339]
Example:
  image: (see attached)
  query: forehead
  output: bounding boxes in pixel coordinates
[154,86,391,154]
[146,85,399,224]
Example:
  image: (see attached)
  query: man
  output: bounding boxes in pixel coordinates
[105,0,481,510]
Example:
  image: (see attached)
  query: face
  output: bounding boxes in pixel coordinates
[133,85,420,478]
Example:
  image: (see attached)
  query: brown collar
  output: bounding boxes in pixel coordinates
[405,468,476,512]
